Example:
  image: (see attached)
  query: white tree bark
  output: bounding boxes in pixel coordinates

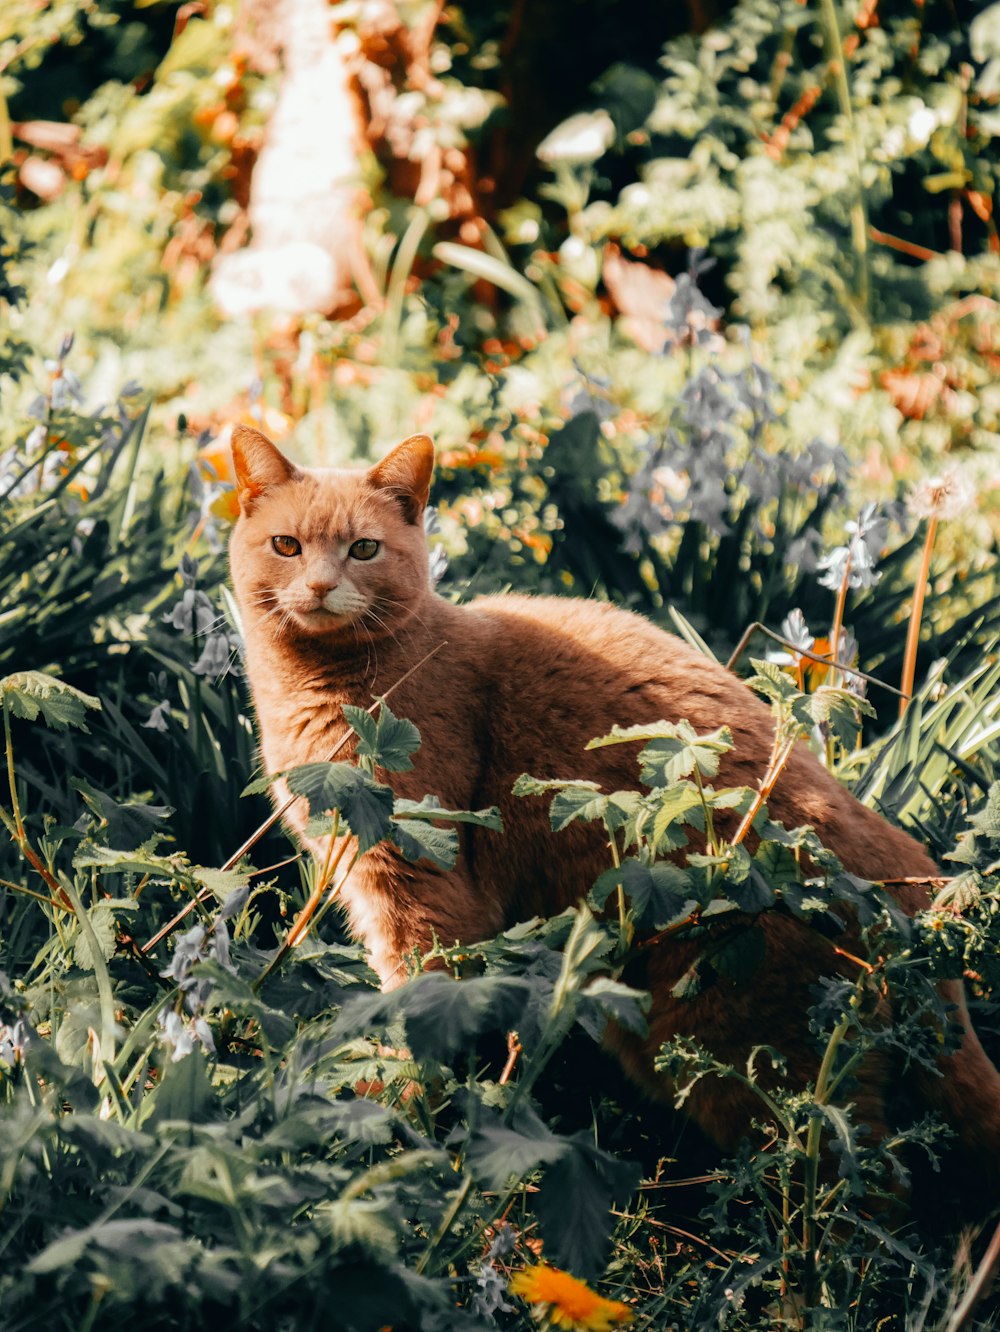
[211,0,365,317]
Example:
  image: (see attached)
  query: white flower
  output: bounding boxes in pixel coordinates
[909,469,975,521]
[907,104,938,147]
[537,110,615,166]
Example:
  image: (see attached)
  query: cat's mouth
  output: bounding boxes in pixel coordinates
[287,600,366,633]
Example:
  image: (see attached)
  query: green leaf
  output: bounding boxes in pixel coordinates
[144,1049,216,1126]
[1,670,101,731]
[588,720,733,785]
[649,784,703,851]
[590,859,695,928]
[73,904,118,971]
[336,973,534,1064]
[466,1116,568,1192]
[388,817,458,869]
[392,795,503,831]
[342,700,421,772]
[191,866,251,904]
[577,976,650,1039]
[72,779,172,852]
[747,657,800,705]
[802,687,873,748]
[753,840,804,888]
[536,1136,641,1279]
[252,762,395,853]
[513,774,609,831]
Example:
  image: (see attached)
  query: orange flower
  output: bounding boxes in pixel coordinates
[197,438,235,484]
[509,1265,632,1331]
[210,488,241,523]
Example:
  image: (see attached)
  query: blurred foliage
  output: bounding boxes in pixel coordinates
[4,0,1000,1326]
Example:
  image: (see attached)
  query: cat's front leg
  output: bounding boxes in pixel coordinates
[335,847,504,990]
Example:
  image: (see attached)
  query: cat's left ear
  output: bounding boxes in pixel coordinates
[231,425,299,512]
[367,434,434,524]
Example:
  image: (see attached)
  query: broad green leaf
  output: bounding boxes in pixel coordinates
[536,1136,641,1279]
[1,670,101,731]
[336,973,534,1064]
[466,1104,569,1191]
[192,866,251,904]
[27,1219,187,1276]
[245,762,394,853]
[591,859,694,928]
[753,840,804,888]
[747,657,800,705]
[577,976,650,1039]
[73,904,118,971]
[392,795,503,831]
[649,783,704,850]
[72,779,171,852]
[588,720,733,784]
[388,817,458,869]
[342,701,421,772]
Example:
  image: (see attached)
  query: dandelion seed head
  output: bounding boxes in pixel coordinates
[909,469,975,522]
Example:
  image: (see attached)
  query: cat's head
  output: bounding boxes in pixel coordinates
[228,427,434,645]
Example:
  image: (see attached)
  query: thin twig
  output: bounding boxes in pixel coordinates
[945,1218,1000,1332]
[725,623,906,697]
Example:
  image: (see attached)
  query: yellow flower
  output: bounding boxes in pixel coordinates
[509,1265,632,1331]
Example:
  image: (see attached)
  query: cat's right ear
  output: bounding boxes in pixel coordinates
[231,426,298,512]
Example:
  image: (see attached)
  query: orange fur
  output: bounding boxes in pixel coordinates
[230,426,1000,1167]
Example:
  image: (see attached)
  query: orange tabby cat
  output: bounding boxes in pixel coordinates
[229,425,1000,1167]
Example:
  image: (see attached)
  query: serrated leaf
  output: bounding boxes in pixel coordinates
[513,775,609,831]
[336,972,534,1064]
[392,795,503,831]
[466,1115,568,1192]
[577,976,650,1040]
[649,783,703,851]
[389,817,458,869]
[192,866,250,903]
[724,862,775,912]
[590,859,694,928]
[73,904,118,971]
[72,779,172,852]
[536,1136,641,1279]
[803,686,873,747]
[261,762,394,853]
[342,700,421,772]
[753,840,803,888]
[1,670,101,731]
[748,657,800,704]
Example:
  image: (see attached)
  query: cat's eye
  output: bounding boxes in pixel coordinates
[348,538,380,561]
[271,535,301,557]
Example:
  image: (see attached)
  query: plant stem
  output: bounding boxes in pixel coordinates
[825,549,853,767]
[607,825,628,946]
[899,515,938,719]
[3,700,24,843]
[818,0,870,318]
[801,1009,852,1302]
[414,1172,474,1276]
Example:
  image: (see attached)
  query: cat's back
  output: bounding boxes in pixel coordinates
[453,592,934,888]
[459,591,764,739]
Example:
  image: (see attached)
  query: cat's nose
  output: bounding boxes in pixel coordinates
[306,573,338,597]
[303,564,338,596]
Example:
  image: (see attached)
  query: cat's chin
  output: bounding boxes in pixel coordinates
[284,606,362,639]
